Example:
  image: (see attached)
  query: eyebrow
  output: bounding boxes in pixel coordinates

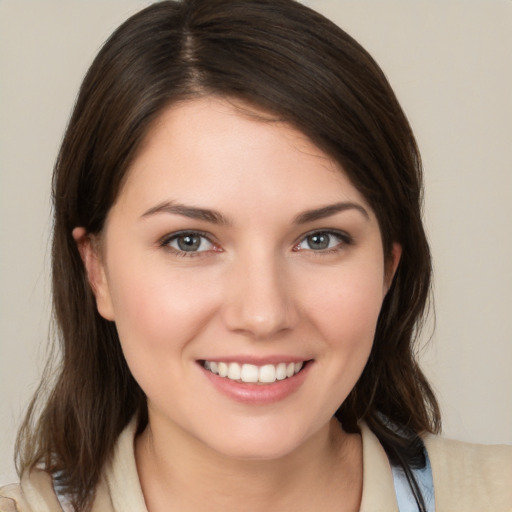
[141,201,232,225]
[293,202,370,224]
[141,200,369,225]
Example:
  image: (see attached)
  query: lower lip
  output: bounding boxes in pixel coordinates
[199,362,311,405]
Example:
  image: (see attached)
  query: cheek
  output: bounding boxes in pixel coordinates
[300,255,385,389]
[305,262,386,341]
[105,262,224,410]
[282,261,385,425]
[105,255,221,360]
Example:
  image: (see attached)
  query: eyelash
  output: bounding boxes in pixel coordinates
[159,230,219,258]
[159,229,353,257]
[292,229,353,254]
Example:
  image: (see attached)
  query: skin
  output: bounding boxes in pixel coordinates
[75,97,401,511]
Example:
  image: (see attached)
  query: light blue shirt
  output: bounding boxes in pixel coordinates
[392,449,435,512]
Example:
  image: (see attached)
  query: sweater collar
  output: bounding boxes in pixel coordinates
[102,419,398,512]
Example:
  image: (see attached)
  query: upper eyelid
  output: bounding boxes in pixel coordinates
[159,231,219,258]
[295,228,352,243]
[158,228,352,251]
[292,230,353,253]
[159,229,215,245]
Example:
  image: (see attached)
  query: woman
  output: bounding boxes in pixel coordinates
[1,0,511,511]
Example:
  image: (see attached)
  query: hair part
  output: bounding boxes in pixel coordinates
[16,1,440,510]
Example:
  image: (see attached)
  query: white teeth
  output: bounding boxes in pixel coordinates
[203,360,306,383]
[276,363,287,380]
[227,362,241,380]
[218,362,228,377]
[240,364,259,383]
[259,364,276,383]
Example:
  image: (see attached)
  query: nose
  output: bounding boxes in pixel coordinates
[221,252,299,339]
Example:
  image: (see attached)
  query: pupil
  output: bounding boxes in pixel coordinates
[308,233,329,250]
[178,235,200,251]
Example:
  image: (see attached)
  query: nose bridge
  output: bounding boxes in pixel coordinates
[222,247,298,338]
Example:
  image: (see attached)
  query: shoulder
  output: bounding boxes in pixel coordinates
[424,434,512,510]
[0,468,63,512]
[1,469,115,512]
[0,483,27,512]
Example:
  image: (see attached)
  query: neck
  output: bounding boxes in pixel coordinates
[135,414,362,512]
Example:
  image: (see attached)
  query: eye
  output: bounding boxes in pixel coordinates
[294,231,350,252]
[162,231,216,254]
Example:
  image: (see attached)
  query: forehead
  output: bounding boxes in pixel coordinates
[113,96,372,219]
[134,96,332,170]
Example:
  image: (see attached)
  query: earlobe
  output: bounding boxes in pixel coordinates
[72,227,115,321]
[384,243,402,293]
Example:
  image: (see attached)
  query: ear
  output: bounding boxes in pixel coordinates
[384,242,402,293]
[72,227,115,321]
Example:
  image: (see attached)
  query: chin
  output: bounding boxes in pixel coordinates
[200,419,316,462]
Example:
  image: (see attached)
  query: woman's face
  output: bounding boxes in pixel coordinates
[81,97,399,460]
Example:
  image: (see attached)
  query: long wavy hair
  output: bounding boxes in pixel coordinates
[16,1,440,510]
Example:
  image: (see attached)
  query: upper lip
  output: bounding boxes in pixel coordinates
[198,356,311,365]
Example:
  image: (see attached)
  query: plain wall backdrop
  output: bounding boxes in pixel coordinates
[1,0,511,485]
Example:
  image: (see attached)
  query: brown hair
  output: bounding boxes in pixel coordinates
[16,0,440,510]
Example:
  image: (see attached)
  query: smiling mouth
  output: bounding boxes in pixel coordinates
[201,360,307,384]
